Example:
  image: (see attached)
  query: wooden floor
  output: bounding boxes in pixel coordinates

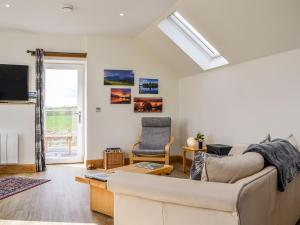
[0,163,188,225]
[0,164,113,225]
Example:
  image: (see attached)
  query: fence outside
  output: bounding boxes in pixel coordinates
[44,107,78,156]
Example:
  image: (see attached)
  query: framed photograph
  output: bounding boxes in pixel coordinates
[111,88,131,104]
[139,78,159,94]
[134,97,163,113]
[104,69,134,86]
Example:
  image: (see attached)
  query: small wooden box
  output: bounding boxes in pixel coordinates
[103,151,125,170]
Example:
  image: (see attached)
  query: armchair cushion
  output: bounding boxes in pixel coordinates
[140,117,171,150]
[140,127,170,150]
[142,117,171,127]
[133,148,166,156]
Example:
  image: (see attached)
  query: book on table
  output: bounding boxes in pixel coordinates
[135,162,164,170]
[84,172,110,182]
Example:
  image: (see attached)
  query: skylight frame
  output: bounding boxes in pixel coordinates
[168,11,220,58]
[158,11,229,71]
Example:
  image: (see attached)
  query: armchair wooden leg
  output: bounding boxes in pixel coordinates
[130,154,134,164]
[165,155,169,165]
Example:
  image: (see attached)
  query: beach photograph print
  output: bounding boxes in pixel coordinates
[104,69,134,86]
[111,88,131,104]
[139,78,159,94]
[134,97,163,113]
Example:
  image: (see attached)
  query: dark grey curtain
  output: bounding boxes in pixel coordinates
[35,49,46,172]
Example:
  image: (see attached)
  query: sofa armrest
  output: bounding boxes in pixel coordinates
[108,171,242,212]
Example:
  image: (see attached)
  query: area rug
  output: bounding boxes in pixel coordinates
[0,177,50,200]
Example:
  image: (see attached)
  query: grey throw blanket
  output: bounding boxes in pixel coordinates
[245,139,300,192]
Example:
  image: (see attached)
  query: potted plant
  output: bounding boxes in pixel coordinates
[195,132,205,149]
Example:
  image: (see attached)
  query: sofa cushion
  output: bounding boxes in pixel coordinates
[260,133,271,144]
[202,152,265,183]
[228,144,250,156]
[287,134,299,151]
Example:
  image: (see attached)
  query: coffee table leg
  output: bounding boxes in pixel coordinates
[90,185,114,217]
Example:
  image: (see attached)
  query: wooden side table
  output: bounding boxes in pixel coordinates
[182,146,207,173]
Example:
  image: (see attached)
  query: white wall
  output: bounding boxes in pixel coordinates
[86,35,179,159]
[0,30,179,164]
[0,31,87,91]
[0,104,35,164]
[179,48,300,147]
[5,30,299,164]
[0,31,87,164]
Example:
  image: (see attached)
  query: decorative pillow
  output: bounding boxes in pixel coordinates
[260,133,271,144]
[201,152,264,183]
[190,151,220,180]
[228,144,250,156]
[287,134,299,151]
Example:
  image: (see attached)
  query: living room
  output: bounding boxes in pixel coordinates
[0,0,299,225]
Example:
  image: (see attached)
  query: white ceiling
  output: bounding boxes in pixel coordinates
[0,0,299,77]
[138,0,300,77]
[0,0,176,36]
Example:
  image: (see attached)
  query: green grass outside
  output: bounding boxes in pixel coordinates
[46,114,74,132]
[104,80,133,86]
[45,107,77,132]
[45,108,78,147]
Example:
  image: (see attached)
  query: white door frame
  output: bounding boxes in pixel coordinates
[44,59,86,164]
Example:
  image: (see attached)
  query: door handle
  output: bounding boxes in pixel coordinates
[74,111,82,123]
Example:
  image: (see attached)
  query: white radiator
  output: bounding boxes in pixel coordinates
[0,133,18,164]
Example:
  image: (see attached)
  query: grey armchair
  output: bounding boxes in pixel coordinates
[130,117,174,165]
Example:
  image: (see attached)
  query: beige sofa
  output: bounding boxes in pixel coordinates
[108,165,300,225]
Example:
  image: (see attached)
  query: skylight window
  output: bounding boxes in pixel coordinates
[158,11,228,70]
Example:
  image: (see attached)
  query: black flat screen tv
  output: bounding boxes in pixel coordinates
[0,64,29,101]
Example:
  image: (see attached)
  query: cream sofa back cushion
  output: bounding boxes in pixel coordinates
[287,134,299,151]
[228,144,250,156]
[202,152,264,183]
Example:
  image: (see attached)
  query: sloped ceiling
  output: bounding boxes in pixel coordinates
[137,0,300,77]
[0,0,176,36]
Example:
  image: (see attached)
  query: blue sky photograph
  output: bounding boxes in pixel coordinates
[104,69,134,86]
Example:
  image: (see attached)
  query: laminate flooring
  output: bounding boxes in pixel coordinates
[0,163,188,225]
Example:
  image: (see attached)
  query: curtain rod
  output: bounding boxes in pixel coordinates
[26,50,87,58]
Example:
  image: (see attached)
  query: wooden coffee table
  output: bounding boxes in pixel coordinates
[75,163,173,217]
